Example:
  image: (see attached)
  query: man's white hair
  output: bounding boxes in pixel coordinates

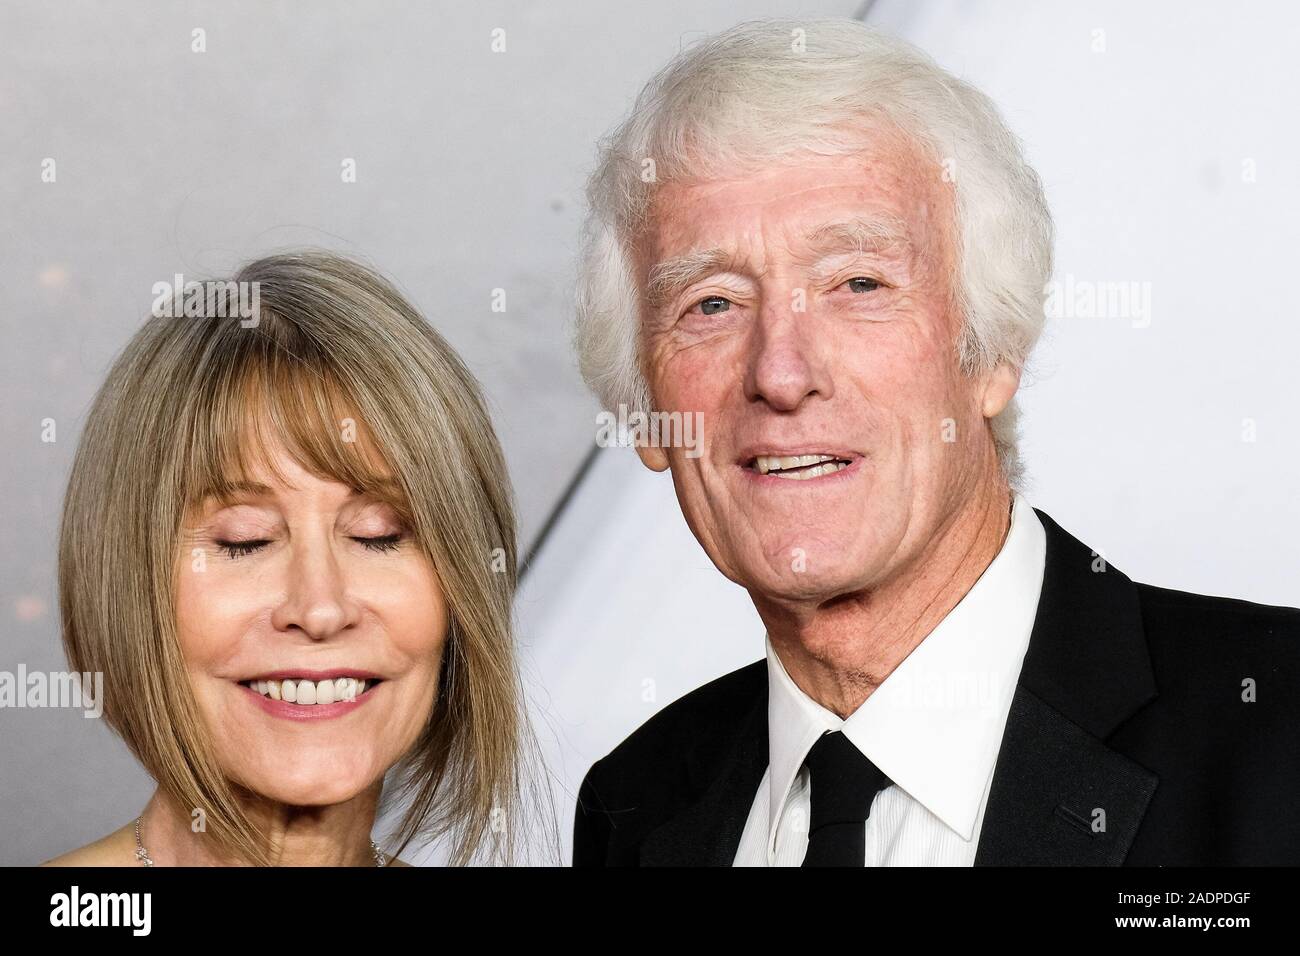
[573,18,1053,490]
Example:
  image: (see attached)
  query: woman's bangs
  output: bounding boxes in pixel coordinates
[181,341,407,516]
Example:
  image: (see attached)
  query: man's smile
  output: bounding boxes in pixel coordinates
[737,448,864,483]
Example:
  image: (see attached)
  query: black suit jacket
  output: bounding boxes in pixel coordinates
[572,508,1300,865]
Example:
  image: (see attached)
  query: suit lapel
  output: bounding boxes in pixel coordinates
[638,688,768,866]
[975,508,1160,865]
[974,685,1158,864]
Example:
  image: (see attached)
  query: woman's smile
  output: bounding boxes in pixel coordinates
[235,669,387,721]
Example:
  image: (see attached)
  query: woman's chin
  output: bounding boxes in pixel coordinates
[235,771,380,807]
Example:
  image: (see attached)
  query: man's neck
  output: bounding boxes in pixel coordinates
[757,482,1014,718]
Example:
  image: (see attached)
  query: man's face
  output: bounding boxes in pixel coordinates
[633,127,1018,605]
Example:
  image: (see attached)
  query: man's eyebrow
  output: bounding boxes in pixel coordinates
[644,248,736,312]
[803,215,914,260]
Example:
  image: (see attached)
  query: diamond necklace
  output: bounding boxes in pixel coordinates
[134,814,385,866]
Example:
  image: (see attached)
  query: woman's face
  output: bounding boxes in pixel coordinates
[174,445,447,807]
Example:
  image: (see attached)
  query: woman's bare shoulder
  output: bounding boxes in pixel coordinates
[40,823,138,867]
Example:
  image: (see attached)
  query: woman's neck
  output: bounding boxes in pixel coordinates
[137,783,384,866]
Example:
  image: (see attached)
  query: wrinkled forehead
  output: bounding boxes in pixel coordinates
[635,134,954,274]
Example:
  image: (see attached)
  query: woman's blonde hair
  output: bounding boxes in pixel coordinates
[59,249,557,865]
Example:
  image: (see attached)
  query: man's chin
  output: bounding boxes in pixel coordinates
[742,567,868,607]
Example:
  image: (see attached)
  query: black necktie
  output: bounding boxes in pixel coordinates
[801,730,892,867]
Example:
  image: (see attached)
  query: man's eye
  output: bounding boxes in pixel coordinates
[842,277,881,293]
[693,295,732,316]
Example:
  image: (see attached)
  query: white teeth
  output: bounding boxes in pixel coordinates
[752,454,847,477]
[246,677,374,705]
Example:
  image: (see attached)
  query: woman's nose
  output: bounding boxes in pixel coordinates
[268,540,360,641]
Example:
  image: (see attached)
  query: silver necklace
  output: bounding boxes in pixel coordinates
[134,814,385,866]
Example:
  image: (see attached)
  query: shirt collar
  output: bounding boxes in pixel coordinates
[764,491,1047,853]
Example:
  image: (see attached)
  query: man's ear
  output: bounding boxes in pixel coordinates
[634,441,670,472]
[980,363,1021,419]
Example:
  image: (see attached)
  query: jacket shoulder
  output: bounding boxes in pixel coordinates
[1121,583,1300,861]
[1135,581,1300,645]
[1133,581,1299,704]
[1126,581,1298,745]
[588,657,765,780]
[572,658,764,865]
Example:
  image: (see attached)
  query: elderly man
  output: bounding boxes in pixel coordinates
[570,19,1299,866]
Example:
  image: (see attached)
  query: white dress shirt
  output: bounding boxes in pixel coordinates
[733,492,1047,866]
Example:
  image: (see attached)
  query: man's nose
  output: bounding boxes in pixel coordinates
[742,288,835,411]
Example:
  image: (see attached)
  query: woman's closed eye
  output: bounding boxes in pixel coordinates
[214,533,405,560]
[353,532,402,554]
[216,538,272,560]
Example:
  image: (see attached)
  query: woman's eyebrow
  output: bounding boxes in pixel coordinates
[220,480,275,497]
[195,480,276,509]
[197,476,406,507]
[353,477,407,502]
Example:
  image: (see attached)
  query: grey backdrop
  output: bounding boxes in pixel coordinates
[3,0,1297,865]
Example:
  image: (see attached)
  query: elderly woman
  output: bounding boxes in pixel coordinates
[44,251,555,866]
